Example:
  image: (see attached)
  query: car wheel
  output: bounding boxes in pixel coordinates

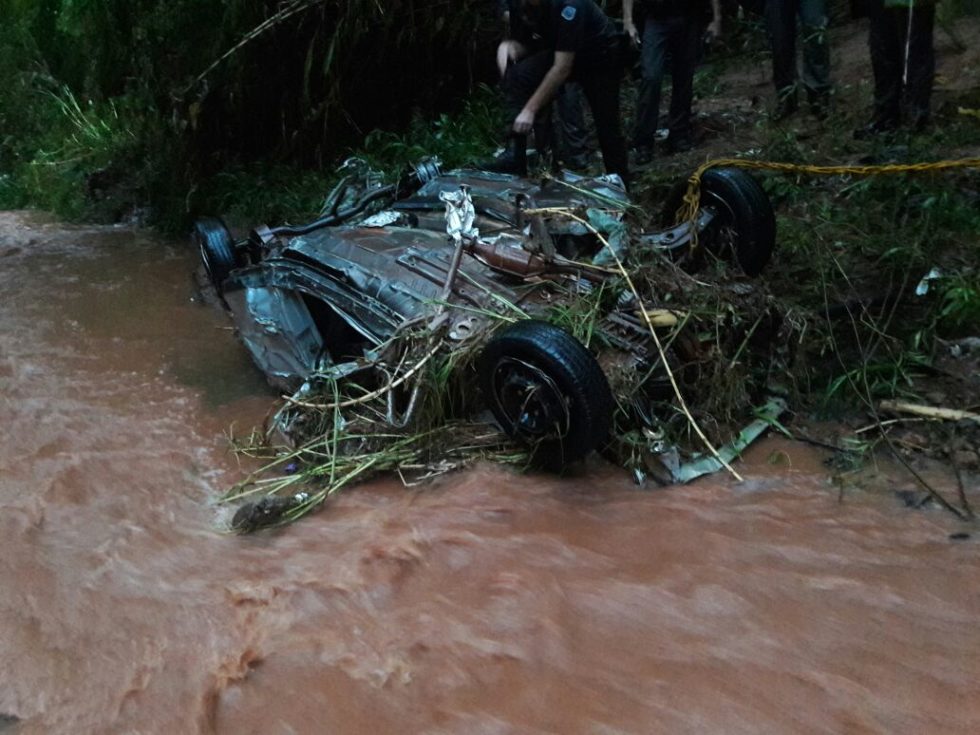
[663,168,776,277]
[477,320,613,469]
[194,217,238,291]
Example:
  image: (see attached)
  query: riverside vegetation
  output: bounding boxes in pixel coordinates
[0,0,500,227]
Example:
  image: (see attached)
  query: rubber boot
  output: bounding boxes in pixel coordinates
[480,134,528,176]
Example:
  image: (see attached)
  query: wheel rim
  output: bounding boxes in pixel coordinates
[490,357,570,442]
[198,236,214,281]
[700,189,740,260]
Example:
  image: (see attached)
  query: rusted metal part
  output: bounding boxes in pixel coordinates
[515,194,557,261]
[467,239,550,278]
[438,238,467,303]
[435,185,478,317]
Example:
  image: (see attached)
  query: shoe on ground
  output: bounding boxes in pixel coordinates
[563,152,592,171]
[853,118,898,140]
[772,93,799,122]
[478,149,526,175]
[809,97,830,120]
[909,112,931,133]
[806,89,831,120]
[664,134,693,155]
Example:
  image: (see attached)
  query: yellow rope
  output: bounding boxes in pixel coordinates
[678,156,980,245]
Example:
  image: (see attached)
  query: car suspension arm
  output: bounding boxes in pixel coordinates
[266,185,397,237]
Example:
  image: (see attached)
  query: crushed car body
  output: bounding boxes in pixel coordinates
[196,159,781,524]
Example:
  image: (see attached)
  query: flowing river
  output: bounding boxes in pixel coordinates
[1,212,978,734]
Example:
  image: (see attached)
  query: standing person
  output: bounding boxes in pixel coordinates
[853,0,936,138]
[554,85,592,169]
[497,0,593,169]
[765,0,832,119]
[623,0,723,163]
[488,0,630,185]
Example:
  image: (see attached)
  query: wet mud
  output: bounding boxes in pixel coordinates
[1,212,979,733]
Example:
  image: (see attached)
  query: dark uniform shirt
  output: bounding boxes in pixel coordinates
[505,0,619,70]
[641,0,712,22]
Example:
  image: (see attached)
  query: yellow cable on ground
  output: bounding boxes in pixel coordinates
[679,156,980,241]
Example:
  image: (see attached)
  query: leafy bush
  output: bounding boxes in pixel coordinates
[938,273,980,334]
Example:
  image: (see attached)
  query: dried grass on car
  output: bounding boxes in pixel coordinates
[222,221,786,532]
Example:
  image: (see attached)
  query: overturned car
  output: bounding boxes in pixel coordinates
[197,160,777,522]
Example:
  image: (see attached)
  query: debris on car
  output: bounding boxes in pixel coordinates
[196,157,784,530]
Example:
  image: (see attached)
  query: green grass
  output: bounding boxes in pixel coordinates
[769,166,979,409]
[938,272,980,334]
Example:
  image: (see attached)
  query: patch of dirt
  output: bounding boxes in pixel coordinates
[623,15,980,171]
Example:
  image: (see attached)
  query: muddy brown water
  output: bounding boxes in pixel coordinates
[1,211,978,734]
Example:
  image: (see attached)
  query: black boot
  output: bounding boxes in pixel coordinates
[479,134,528,176]
[908,109,931,133]
[665,133,693,155]
[853,117,898,140]
[808,90,831,120]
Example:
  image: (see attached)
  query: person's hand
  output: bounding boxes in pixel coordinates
[496,42,511,77]
[496,40,522,78]
[513,108,535,135]
[624,20,640,47]
[706,18,722,43]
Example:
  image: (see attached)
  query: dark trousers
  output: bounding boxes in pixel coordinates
[631,15,702,148]
[503,50,629,183]
[867,1,934,126]
[555,82,591,162]
[766,0,831,101]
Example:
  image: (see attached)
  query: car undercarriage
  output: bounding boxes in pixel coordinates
[196,159,782,529]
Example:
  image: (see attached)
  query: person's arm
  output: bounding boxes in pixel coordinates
[623,0,639,46]
[513,51,574,133]
[706,0,722,42]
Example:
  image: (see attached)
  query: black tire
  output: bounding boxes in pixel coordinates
[194,217,238,290]
[477,320,613,469]
[663,167,776,277]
